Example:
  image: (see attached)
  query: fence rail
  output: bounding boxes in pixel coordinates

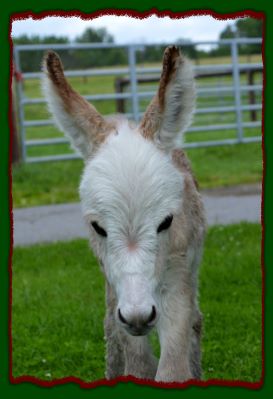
[13,38,263,163]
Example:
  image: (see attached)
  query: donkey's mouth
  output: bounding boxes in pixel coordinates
[117,305,157,336]
[124,324,154,337]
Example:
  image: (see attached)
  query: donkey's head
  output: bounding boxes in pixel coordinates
[43,46,195,336]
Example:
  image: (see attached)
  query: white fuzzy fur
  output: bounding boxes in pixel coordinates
[80,121,183,308]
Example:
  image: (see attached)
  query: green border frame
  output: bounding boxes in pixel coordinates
[1,0,272,398]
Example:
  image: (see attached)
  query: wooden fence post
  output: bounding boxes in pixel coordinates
[11,67,22,164]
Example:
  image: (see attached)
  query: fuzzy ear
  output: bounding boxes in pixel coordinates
[42,51,115,159]
[139,46,195,151]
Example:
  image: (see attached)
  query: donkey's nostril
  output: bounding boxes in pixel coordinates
[147,305,157,325]
[118,306,157,330]
[118,308,128,325]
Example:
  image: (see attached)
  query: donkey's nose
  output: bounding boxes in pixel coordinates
[118,306,157,335]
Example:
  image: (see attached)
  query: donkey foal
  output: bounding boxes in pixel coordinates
[42,46,206,383]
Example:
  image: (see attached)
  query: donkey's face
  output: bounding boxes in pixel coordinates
[80,123,184,335]
[43,46,195,336]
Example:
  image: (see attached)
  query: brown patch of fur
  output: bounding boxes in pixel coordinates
[46,51,67,89]
[172,149,199,191]
[44,51,115,146]
[139,96,162,140]
[158,46,181,109]
[140,46,182,139]
[170,148,206,256]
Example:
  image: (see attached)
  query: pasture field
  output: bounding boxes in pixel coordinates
[12,61,263,208]
[12,223,262,382]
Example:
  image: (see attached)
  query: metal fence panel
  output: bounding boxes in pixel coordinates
[13,38,263,163]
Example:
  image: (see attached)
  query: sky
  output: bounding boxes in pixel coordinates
[11,15,237,45]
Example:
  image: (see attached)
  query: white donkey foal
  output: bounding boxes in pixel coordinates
[42,46,206,383]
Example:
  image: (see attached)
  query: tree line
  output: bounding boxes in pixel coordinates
[12,18,262,72]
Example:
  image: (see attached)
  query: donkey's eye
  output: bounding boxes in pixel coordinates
[157,215,173,233]
[91,221,107,237]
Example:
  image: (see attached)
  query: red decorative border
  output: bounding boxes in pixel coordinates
[8,8,265,390]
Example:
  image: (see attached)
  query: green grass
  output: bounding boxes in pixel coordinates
[199,223,262,381]
[12,223,262,382]
[12,239,105,381]
[187,141,262,188]
[12,159,84,207]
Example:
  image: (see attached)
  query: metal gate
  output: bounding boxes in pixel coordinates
[13,38,263,163]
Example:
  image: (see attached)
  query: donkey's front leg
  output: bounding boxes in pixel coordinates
[120,331,158,380]
[156,293,193,382]
[104,282,125,379]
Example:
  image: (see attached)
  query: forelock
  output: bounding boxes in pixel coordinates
[80,121,183,229]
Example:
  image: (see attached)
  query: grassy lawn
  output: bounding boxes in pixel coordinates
[12,223,262,382]
[12,159,84,207]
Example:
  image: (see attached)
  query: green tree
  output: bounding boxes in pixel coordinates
[220,24,236,40]
[76,27,114,43]
[75,27,127,67]
[236,18,262,38]
[210,18,262,57]
[210,24,236,57]
[235,18,262,54]
[13,34,69,72]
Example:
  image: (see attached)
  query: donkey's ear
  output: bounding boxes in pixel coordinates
[42,51,115,160]
[139,46,195,151]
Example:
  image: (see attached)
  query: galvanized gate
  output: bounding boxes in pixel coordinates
[13,38,263,163]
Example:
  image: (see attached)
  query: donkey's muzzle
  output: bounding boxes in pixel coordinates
[118,306,157,336]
